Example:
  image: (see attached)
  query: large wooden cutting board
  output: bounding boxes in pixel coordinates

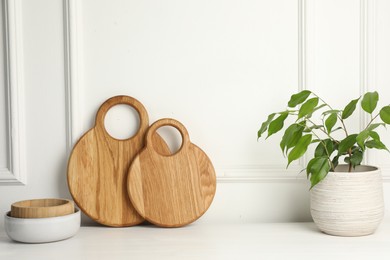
[67,96,170,227]
[127,118,216,227]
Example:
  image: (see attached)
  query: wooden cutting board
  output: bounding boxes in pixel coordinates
[127,118,216,227]
[67,96,170,227]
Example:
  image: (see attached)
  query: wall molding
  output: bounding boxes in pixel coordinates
[64,0,83,154]
[296,0,389,182]
[216,165,306,183]
[360,0,370,165]
[0,0,26,185]
[364,0,390,180]
[61,0,344,184]
[298,0,309,168]
[298,0,306,95]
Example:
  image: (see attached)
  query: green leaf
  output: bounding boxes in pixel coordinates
[367,123,386,131]
[365,139,389,151]
[287,134,312,166]
[350,150,363,168]
[309,157,331,189]
[356,130,369,150]
[380,106,390,124]
[314,139,334,157]
[331,155,339,170]
[303,124,323,133]
[330,126,343,133]
[297,120,307,127]
[298,98,319,119]
[325,113,337,134]
[288,90,311,108]
[309,104,327,116]
[306,157,318,179]
[280,124,305,154]
[369,131,380,141]
[342,98,360,119]
[266,113,288,139]
[361,91,379,114]
[344,156,350,164]
[338,134,358,155]
[357,125,388,150]
[322,109,341,116]
[258,113,276,139]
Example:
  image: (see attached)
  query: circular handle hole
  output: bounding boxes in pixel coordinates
[104,104,140,140]
[156,126,183,155]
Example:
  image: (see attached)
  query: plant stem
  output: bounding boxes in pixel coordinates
[311,93,332,110]
[348,148,352,172]
[364,113,380,130]
[307,118,338,143]
[311,92,349,137]
[339,118,349,137]
[306,119,335,171]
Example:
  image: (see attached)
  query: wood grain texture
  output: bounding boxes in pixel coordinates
[310,165,384,237]
[67,96,170,227]
[128,118,216,227]
[11,199,74,218]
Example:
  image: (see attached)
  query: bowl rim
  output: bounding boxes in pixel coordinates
[10,198,75,219]
[11,198,73,209]
[5,208,80,221]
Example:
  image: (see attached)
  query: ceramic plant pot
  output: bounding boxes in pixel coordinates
[310,165,384,237]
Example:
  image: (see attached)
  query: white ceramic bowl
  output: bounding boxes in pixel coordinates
[4,209,80,243]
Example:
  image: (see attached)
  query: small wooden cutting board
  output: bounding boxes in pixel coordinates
[127,118,216,227]
[67,96,170,227]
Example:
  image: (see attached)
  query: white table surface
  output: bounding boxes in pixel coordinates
[1,221,389,260]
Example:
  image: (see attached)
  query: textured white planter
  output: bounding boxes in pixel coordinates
[310,165,384,237]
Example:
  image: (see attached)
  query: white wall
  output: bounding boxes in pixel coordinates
[1,0,390,227]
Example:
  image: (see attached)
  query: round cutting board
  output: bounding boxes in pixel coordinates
[67,96,170,227]
[127,118,217,227]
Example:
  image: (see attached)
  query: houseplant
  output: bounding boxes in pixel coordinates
[258,90,390,236]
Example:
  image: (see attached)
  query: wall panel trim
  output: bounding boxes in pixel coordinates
[63,0,313,183]
[64,0,82,154]
[364,0,390,180]
[360,0,369,165]
[0,0,26,185]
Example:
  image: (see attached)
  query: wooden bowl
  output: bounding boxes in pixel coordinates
[11,199,74,218]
